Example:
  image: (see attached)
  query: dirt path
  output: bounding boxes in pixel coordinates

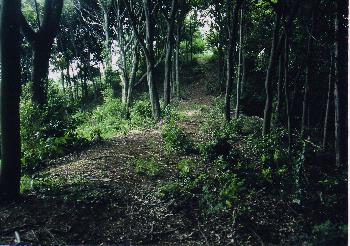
[0,73,216,245]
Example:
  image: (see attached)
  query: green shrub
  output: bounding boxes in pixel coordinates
[177,159,196,177]
[199,138,233,161]
[161,119,194,154]
[201,97,225,138]
[157,181,183,199]
[129,95,155,127]
[218,173,244,209]
[74,89,129,140]
[157,179,199,206]
[244,128,289,159]
[20,175,33,193]
[197,160,245,213]
[131,158,163,178]
[163,104,182,122]
[204,116,262,141]
[161,103,193,155]
[105,68,121,96]
[20,83,81,173]
[159,156,246,213]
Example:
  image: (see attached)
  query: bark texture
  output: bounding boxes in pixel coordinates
[0,0,22,200]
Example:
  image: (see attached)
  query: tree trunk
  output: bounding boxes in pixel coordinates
[301,0,320,138]
[61,69,65,93]
[164,45,173,107]
[163,0,178,107]
[235,8,243,119]
[334,0,348,167]
[82,75,88,101]
[120,71,129,104]
[323,53,334,150]
[175,23,181,99]
[99,0,112,73]
[284,31,292,154]
[171,52,176,95]
[224,0,243,122]
[0,0,22,200]
[164,46,172,103]
[143,0,161,120]
[262,11,281,135]
[66,63,74,100]
[240,52,246,94]
[20,0,64,106]
[123,0,161,120]
[189,16,193,62]
[126,44,140,109]
[81,59,88,101]
[34,0,41,28]
[240,22,246,95]
[91,74,98,101]
[185,34,189,63]
[31,41,50,106]
[146,60,161,120]
[225,44,234,121]
[275,53,284,125]
[218,44,225,86]
[74,78,79,99]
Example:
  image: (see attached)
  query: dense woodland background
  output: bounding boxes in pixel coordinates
[0,0,348,244]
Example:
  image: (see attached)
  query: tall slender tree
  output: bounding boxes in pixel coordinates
[301,0,320,138]
[235,7,244,119]
[323,52,334,150]
[262,8,281,133]
[174,20,181,99]
[173,1,189,99]
[333,0,348,167]
[224,0,243,122]
[284,27,292,154]
[113,0,140,107]
[0,0,22,200]
[163,0,178,107]
[275,50,284,125]
[262,0,299,135]
[124,0,161,120]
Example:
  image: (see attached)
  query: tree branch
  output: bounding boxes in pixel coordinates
[19,12,37,43]
[133,54,164,88]
[122,0,150,60]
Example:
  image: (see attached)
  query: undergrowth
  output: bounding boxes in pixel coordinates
[19,81,347,244]
[75,91,155,140]
[20,83,85,173]
[161,106,195,155]
[158,101,347,244]
[20,86,155,174]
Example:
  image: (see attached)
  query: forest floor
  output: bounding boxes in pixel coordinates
[1,63,342,245]
[0,65,230,245]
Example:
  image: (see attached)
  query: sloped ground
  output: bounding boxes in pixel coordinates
[0,130,206,245]
[0,66,221,245]
[1,63,337,245]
